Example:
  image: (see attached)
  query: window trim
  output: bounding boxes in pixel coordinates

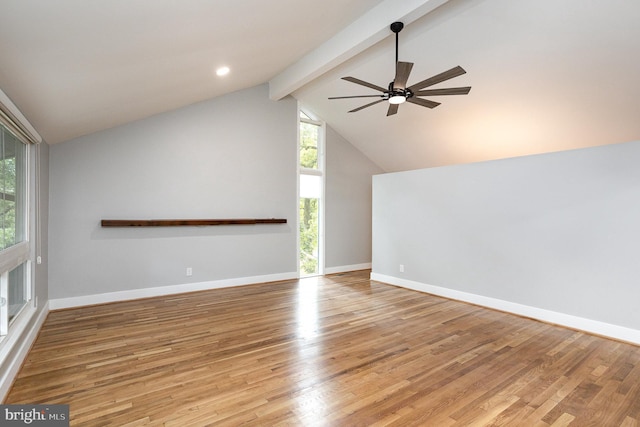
[0,89,42,145]
[0,241,29,275]
[298,108,325,277]
[0,122,32,341]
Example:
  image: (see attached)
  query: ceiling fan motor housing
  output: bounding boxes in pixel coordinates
[387,82,412,101]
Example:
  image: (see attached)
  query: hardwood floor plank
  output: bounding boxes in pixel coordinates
[5,270,640,425]
[620,416,638,427]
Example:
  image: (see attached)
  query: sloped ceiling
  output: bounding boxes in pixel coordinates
[0,0,384,144]
[1,0,639,173]
[293,0,640,171]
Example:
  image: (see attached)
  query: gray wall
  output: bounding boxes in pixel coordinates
[34,142,49,305]
[325,125,383,269]
[48,84,381,300]
[49,85,298,299]
[372,140,640,331]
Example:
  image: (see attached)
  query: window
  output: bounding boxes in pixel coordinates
[0,123,30,338]
[6,263,27,321]
[0,128,26,250]
[300,120,319,169]
[299,110,324,277]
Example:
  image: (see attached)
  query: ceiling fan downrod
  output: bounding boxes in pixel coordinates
[390,22,404,73]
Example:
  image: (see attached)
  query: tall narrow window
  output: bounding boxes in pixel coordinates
[0,123,30,338]
[299,111,324,277]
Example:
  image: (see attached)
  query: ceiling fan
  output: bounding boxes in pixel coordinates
[329,22,471,116]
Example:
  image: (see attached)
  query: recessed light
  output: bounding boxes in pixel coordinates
[216,66,230,77]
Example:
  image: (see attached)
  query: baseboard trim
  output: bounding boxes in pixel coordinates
[49,272,299,310]
[371,273,640,346]
[324,263,371,275]
[0,302,50,402]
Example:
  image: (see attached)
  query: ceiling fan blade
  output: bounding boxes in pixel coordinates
[414,86,471,97]
[342,76,387,92]
[407,66,467,92]
[349,99,386,113]
[407,97,441,109]
[387,103,399,116]
[328,94,384,100]
[393,61,413,90]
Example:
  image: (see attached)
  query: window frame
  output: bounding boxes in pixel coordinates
[298,109,325,277]
[0,122,32,339]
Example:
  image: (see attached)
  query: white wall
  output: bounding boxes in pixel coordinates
[49,85,298,303]
[372,140,640,343]
[325,125,383,272]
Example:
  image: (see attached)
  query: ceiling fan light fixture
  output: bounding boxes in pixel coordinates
[388,94,406,104]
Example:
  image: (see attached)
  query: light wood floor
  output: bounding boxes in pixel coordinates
[6,270,640,426]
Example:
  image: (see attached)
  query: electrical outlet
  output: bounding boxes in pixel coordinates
[186,267,193,277]
[399,264,405,273]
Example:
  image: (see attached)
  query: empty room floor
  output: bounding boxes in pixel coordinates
[6,270,640,426]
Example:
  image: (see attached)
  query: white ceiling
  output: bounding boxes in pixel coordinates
[1,0,640,172]
[0,0,384,143]
[294,0,640,171]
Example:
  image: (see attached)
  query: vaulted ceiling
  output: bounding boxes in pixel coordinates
[1,0,639,172]
[0,0,384,143]
[292,0,640,171]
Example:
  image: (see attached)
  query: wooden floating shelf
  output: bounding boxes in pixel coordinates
[101,218,287,227]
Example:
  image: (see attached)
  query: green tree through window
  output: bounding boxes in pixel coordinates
[0,127,22,250]
[299,122,318,169]
[299,198,318,274]
[299,112,322,276]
